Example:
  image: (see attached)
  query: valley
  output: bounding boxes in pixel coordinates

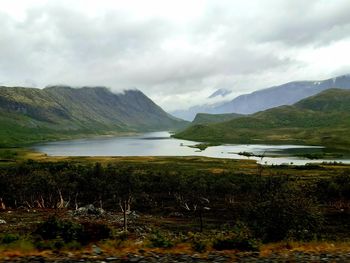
[1,81,350,262]
[2,1,350,261]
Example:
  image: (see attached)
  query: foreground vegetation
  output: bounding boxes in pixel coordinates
[0,151,350,259]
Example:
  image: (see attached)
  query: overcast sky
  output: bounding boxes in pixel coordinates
[1,0,350,111]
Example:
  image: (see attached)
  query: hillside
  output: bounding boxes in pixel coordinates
[192,113,243,125]
[0,86,187,146]
[174,89,350,151]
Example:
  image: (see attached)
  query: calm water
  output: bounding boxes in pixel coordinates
[33,131,350,165]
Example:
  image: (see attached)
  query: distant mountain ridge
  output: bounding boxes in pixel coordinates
[0,85,187,146]
[172,74,350,120]
[215,74,350,114]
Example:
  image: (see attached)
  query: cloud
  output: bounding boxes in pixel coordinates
[0,0,349,110]
[256,0,350,46]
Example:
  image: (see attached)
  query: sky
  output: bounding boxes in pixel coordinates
[1,0,350,111]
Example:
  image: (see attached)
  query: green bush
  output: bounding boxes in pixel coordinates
[34,216,82,242]
[212,224,259,251]
[185,232,208,252]
[35,238,65,250]
[246,179,323,242]
[148,231,174,248]
[79,222,111,244]
[192,239,207,252]
[0,234,19,244]
[65,240,82,250]
[115,231,129,241]
[34,216,111,245]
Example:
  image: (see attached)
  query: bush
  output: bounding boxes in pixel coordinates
[35,238,65,250]
[65,240,82,250]
[185,232,208,252]
[79,222,111,244]
[34,216,82,242]
[246,179,323,242]
[34,216,111,245]
[115,231,129,241]
[0,234,19,244]
[192,239,207,252]
[212,223,259,251]
[213,237,259,251]
[148,231,174,248]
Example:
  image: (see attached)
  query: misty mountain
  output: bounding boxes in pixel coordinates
[171,104,219,122]
[172,74,350,120]
[213,74,350,114]
[0,85,187,146]
[171,88,234,121]
[208,88,232,99]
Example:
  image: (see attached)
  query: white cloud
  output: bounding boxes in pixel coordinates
[0,0,349,110]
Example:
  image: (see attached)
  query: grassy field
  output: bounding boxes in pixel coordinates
[1,147,349,179]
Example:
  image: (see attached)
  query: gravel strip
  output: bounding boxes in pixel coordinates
[2,252,350,263]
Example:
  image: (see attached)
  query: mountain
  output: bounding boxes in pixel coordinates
[0,85,187,146]
[174,89,350,151]
[172,74,350,120]
[171,89,234,121]
[213,74,350,114]
[208,88,232,98]
[171,104,220,122]
[192,113,243,125]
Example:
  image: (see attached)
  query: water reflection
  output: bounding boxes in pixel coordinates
[33,131,350,165]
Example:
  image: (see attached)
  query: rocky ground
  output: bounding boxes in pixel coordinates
[2,251,350,262]
[1,208,350,262]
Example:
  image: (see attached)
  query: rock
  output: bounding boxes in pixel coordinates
[105,257,119,262]
[168,212,184,217]
[71,204,105,217]
[92,244,102,255]
[129,211,140,219]
[129,257,141,262]
[0,219,6,224]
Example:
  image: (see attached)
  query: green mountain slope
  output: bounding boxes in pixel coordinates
[192,113,243,125]
[174,89,350,151]
[0,85,187,146]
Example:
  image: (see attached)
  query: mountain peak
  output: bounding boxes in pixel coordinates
[208,88,232,99]
[45,85,109,91]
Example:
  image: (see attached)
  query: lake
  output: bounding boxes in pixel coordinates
[33,131,350,165]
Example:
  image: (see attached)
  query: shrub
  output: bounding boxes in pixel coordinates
[35,238,65,250]
[186,233,208,252]
[148,230,174,248]
[115,231,129,241]
[246,179,323,242]
[192,239,207,252]
[79,222,111,244]
[34,216,82,242]
[212,223,259,251]
[34,216,111,245]
[65,240,82,250]
[0,234,19,244]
